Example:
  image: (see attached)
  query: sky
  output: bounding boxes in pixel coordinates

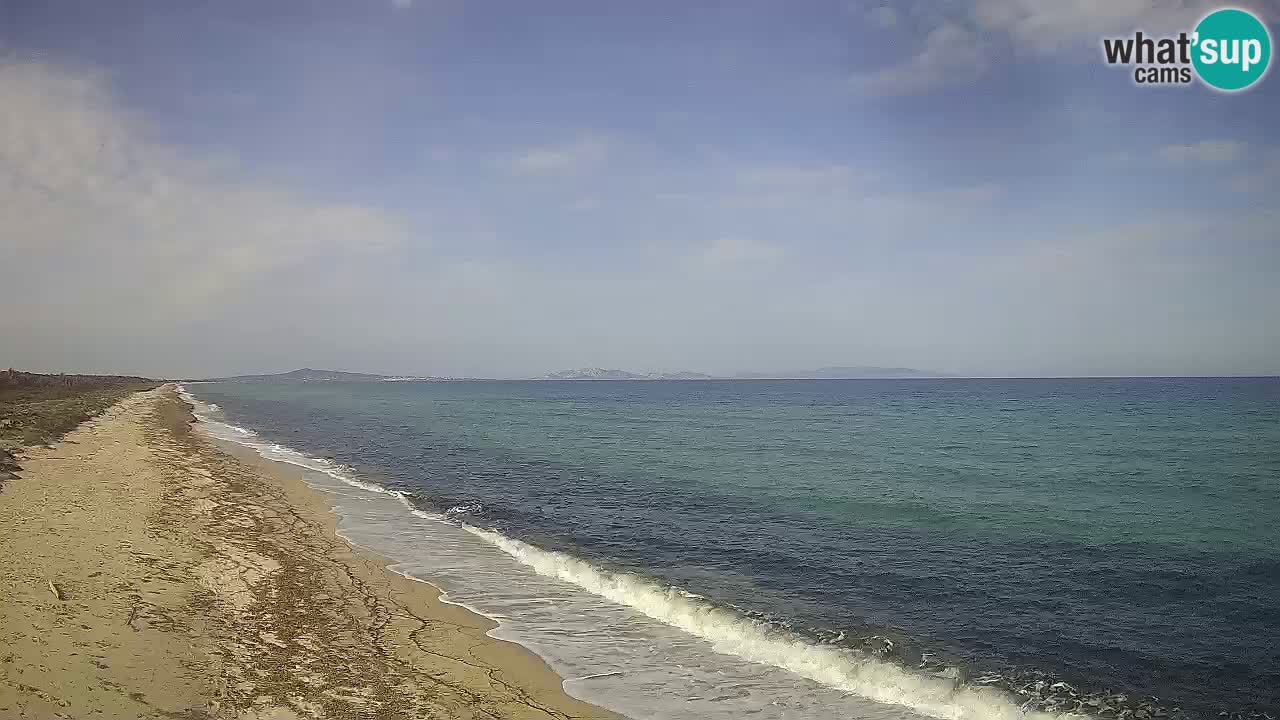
[1,0,1278,378]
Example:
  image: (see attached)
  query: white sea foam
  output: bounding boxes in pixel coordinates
[176,383,1084,720]
[463,526,1080,720]
[177,384,405,500]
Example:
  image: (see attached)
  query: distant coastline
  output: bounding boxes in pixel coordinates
[188,367,1280,384]
[195,366,953,383]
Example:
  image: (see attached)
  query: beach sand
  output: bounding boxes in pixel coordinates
[0,385,620,720]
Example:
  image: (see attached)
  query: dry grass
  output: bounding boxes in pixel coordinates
[0,369,160,480]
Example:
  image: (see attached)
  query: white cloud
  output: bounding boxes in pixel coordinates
[507,136,609,176]
[0,60,406,329]
[855,0,1273,94]
[1157,139,1246,165]
[869,5,899,27]
[969,0,1214,53]
[853,22,991,95]
[709,161,1001,226]
[723,164,869,209]
[736,164,863,189]
[692,237,783,268]
[1229,146,1280,193]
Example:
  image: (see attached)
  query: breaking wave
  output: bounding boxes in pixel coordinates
[464,526,1082,720]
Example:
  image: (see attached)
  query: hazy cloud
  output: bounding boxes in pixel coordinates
[692,237,784,268]
[736,164,864,190]
[1,8,1275,380]
[855,0,1271,94]
[1228,147,1280,193]
[507,136,610,176]
[1157,140,1246,165]
[853,23,991,95]
[0,60,406,336]
[969,0,1215,53]
[869,6,899,28]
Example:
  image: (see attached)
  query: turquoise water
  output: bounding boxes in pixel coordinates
[191,378,1280,718]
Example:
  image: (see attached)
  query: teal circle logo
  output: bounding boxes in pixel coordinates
[1192,8,1272,91]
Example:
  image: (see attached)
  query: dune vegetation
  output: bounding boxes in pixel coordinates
[0,370,158,481]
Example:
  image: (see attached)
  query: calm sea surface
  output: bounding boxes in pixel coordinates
[189,378,1280,719]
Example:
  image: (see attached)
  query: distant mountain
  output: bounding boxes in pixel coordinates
[204,368,404,383]
[734,366,950,379]
[204,366,949,384]
[541,368,649,380]
[647,371,716,380]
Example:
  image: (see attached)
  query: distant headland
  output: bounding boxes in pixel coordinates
[194,366,952,383]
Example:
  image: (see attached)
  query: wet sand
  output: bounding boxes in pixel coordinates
[0,385,620,720]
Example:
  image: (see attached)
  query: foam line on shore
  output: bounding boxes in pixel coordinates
[463,525,1081,720]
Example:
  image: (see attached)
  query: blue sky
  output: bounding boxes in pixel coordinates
[2,0,1278,377]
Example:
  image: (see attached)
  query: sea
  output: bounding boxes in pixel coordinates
[180,378,1280,720]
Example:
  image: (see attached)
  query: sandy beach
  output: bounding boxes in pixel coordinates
[0,385,619,720]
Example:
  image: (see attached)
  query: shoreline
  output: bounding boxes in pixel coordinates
[204,411,626,720]
[0,385,621,719]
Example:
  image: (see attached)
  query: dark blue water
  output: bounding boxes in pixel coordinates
[192,378,1280,718]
